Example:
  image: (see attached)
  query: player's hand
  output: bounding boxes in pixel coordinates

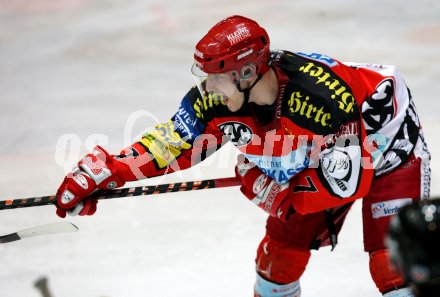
[235,154,293,221]
[55,146,125,218]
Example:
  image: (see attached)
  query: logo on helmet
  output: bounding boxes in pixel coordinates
[226,27,251,46]
[237,48,254,61]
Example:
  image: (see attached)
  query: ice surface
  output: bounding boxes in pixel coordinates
[0,0,439,296]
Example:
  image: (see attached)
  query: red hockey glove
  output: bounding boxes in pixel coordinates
[235,155,292,222]
[55,146,125,218]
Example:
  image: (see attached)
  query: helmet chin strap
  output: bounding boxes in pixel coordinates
[235,73,263,104]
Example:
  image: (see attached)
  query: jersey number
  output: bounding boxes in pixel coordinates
[293,176,318,193]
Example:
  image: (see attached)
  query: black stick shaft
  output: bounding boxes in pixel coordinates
[0,177,240,210]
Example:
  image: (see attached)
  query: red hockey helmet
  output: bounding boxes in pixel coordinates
[193,15,271,76]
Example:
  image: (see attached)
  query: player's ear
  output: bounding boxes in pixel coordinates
[240,63,257,80]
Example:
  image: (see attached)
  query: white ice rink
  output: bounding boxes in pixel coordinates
[0,0,439,296]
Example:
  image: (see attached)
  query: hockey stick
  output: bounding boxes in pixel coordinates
[0,176,240,210]
[0,222,78,244]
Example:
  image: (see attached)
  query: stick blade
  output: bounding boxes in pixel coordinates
[17,222,78,239]
[0,222,78,244]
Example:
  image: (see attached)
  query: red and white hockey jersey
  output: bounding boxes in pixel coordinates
[113,51,428,214]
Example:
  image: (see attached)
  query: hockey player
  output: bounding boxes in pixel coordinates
[386,199,440,297]
[54,15,431,297]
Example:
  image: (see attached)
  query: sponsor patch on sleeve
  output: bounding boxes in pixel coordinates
[172,96,204,141]
[296,52,338,67]
[140,121,192,169]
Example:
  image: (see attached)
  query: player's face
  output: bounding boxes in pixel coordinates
[192,63,245,112]
[205,72,237,96]
[205,72,244,112]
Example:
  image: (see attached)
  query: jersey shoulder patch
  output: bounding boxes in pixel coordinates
[294,52,339,67]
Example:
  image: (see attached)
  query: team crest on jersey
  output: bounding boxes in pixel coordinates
[218,122,253,146]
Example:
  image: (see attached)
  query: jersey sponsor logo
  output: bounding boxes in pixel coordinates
[298,62,356,114]
[192,95,225,120]
[322,121,360,148]
[362,78,396,134]
[371,198,412,219]
[218,121,253,146]
[322,148,351,180]
[421,151,431,199]
[319,138,361,198]
[288,91,332,128]
[246,146,311,184]
[296,52,338,67]
[173,104,199,139]
[141,121,192,169]
[226,27,251,45]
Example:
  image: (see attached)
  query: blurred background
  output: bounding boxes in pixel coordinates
[0,0,439,296]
